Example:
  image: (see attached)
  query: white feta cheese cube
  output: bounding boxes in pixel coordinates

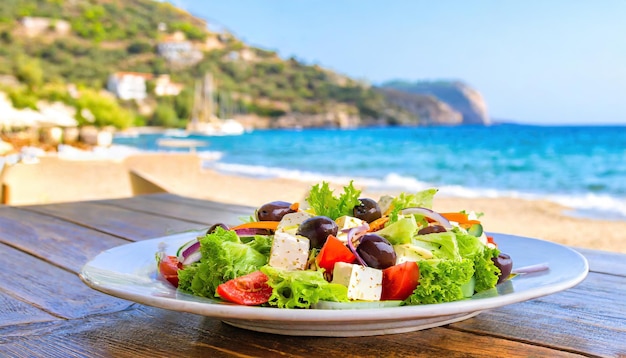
[331,262,382,301]
[335,216,367,243]
[277,212,313,235]
[394,243,433,263]
[268,231,310,270]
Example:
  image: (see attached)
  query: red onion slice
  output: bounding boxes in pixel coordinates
[176,238,198,256]
[182,251,202,265]
[177,239,201,265]
[344,224,370,267]
[234,228,271,236]
[400,207,453,230]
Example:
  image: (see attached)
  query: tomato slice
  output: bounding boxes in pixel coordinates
[315,234,356,272]
[381,261,420,301]
[216,271,273,306]
[158,255,180,287]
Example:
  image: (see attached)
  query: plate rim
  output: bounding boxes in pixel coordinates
[80,231,589,323]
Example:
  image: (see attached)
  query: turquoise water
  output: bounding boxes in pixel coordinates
[114,124,626,220]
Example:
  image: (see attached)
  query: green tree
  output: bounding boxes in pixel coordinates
[7,88,38,110]
[127,41,153,55]
[0,30,12,43]
[174,87,193,121]
[152,101,180,127]
[15,57,43,90]
[169,21,207,41]
[75,89,134,129]
[71,5,107,42]
[16,3,36,17]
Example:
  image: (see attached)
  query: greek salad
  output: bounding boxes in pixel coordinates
[156,181,514,308]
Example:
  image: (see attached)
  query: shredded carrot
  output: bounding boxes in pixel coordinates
[290,202,300,211]
[441,212,481,224]
[230,221,280,231]
[440,212,470,223]
[459,220,482,229]
[368,216,389,232]
[441,212,482,229]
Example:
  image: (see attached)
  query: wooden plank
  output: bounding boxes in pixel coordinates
[0,243,132,320]
[139,193,255,213]
[2,197,623,356]
[576,247,626,276]
[451,272,626,357]
[0,207,131,273]
[97,193,254,226]
[19,200,207,241]
[0,306,581,358]
[0,292,59,328]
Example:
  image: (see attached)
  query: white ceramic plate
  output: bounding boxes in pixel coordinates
[80,231,588,337]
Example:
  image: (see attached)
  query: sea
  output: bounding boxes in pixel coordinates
[113,124,626,221]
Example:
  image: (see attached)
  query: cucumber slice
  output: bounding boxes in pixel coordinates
[468,223,483,237]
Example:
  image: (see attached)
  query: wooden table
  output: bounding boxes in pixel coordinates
[1,193,624,357]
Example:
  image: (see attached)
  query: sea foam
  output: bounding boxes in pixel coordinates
[209,162,626,221]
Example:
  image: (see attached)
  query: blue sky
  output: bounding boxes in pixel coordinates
[175,1,625,125]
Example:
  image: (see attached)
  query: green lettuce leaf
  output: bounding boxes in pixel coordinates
[261,265,349,308]
[375,215,418,244]
[402,227,495,304]
[389,188,438,222]
[460,276,476,298]
[455,229,500,292]
[473,245,501,292]
[412,231,462,261]
[177,227,268,297]
[305,181,361,220]
[405,258,474,304]
[241,234,273,256]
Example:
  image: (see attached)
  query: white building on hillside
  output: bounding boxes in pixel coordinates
[107,72,153,100]
[21,17,71,37]
[154,75,184,96]
[157,41,203,66]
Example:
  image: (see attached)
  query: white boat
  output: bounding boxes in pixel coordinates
[186,118,245,136]
[163,128,189,137]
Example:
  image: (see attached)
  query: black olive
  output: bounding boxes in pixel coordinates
[257,201,296,221]
[356,233,396,269]
[417,225,447,235]
[296,216,338,249]
[492,252,513,284]
[206,223,228,235]
[353,198,382,223]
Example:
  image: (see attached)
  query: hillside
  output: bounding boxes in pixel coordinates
[374,87,463,126]
[0,0,488,130]
[380,80,490,125]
